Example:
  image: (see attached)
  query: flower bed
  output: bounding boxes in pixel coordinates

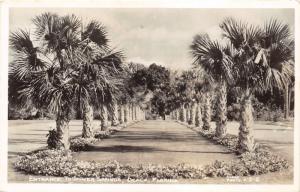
[198,129,238,152]
[68,124,125,151]
[15,150,207,179]
[14,146,288,180]
[176,121,290,176]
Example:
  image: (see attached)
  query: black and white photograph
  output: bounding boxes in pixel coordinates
[1,1,299,191]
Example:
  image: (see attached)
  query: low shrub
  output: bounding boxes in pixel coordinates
[49,126,122,152]
[252,99,285,121]
[94,130,110,139]
[227,99,287,122]
[213,135,238,151]
[240,149,289,175]
[46,129,61,149]
[94,129,119,139]
[70,137,100,152]
[227,104,241,121]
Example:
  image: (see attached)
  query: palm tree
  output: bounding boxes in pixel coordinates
[166,71,182,121]
[174,74,187,123]
[111,101,120,126]
[10,18,77,149]
[100,104,109,130]
[77,21,124,135]
[123,62,150,122]
[181,70,203,125]
[9,13,123,148]
[220,18,294,153]
[193,68,211,129]
[284,75,294,119]
[190,35,233,135]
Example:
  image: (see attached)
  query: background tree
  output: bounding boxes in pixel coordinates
[129,63,171,119]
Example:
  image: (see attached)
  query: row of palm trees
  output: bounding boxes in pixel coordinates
[9,13,294,154]
[170,18,294,154]
[9,13,146,150]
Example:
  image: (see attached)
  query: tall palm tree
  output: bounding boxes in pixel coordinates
[284,75,294,119]
[166,71,182,121]
[77,21,124,136]
[175,74,188,123]
[220,18,294,153]
[190,34,234,136]
[193,68,211,129]
[10,24,76,149]
[181,70,206,126]
[9,13,123,148]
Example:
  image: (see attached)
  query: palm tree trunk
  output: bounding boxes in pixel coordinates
[119,104,124,124]
[173,111,175,119]
[131,104,134,121]
[82,101,94,138]
[128,104,132,122]
[56,108,70,149]
[189,102,196,125]
[180,104,186,122]
[100,104,109,131]
[203,92,211,130]
[237,89,255,154]
[195,102,202,128]
[137,107,141,120]
[215,81,227,138]
[124,104,128,123]
[284,83,289,119]
[141,108,144,120]
[111,102,119,126]
[186,104,190,124]
[134,105,137,120]
[288,85,292,115]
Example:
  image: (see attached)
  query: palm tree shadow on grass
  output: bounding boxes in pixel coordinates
[9,139,45,144]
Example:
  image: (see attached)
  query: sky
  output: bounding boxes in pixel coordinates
[10,8,294,70]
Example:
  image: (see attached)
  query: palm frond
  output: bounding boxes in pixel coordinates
[262,18,291,48]
[10,51,45,80]
[32,12,60,41]
[190,33,234,83]
[59,14,81,48]
[220,17,247,49]
[10,29,35,53]
[9,30,48,80]
[220,17,261,51]
[82,20,109,48]
[92,49,125,73]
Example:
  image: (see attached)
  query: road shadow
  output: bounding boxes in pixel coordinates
[87,145,233,154]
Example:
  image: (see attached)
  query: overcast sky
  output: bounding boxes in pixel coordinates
[10,8,294,70]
